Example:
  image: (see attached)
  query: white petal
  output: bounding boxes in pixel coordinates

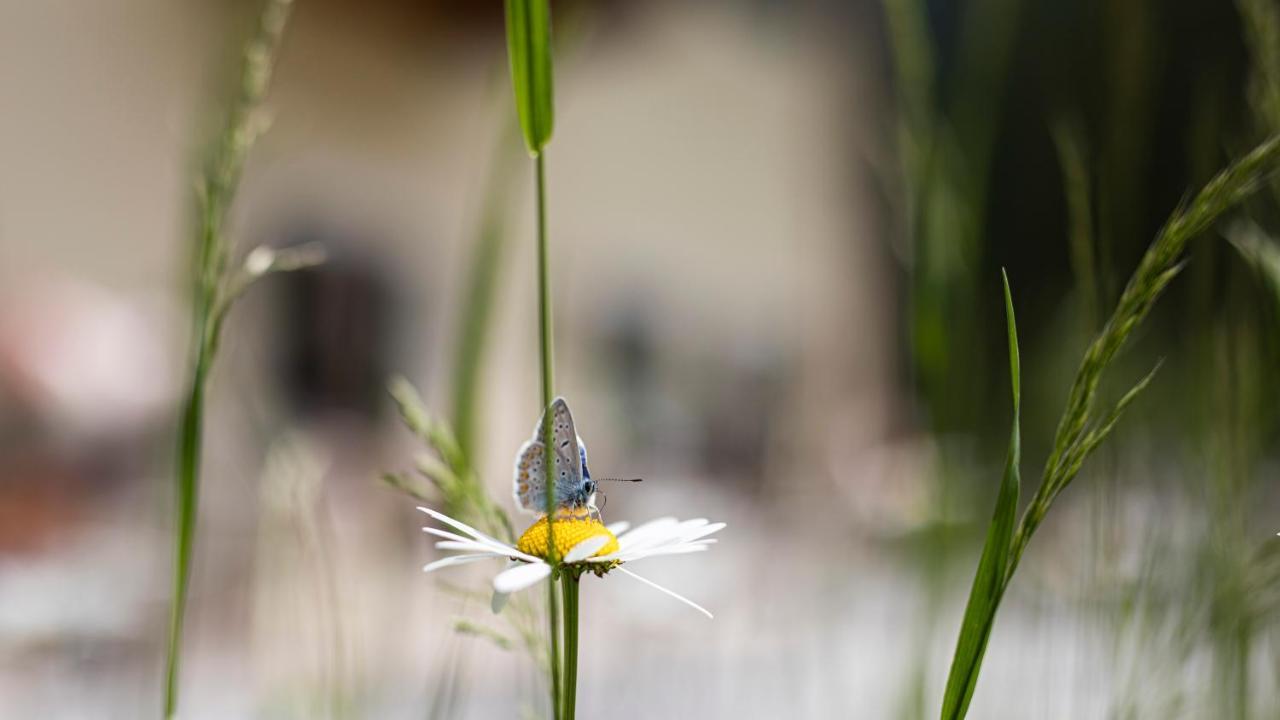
[617,567,713,619]
[435,539,506,554]
[422,526,472,543]
[672,522,725,545]
[424,527,533,560]
[629,518,698,544]
[606,521,631,535]
[615,517,679,551]
[417,507,510,549]
[563,535,610,563]
[489,561,521,613]
[423,553,503,573]
[620,520,724,558]
[493,562,552,594]
[619,544,710,561]
[589,517,724,562]
[422,524,541,563]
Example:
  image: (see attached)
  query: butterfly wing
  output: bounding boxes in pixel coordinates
[513,439,547,513]
[542,397,585,507]
[514,397,585,514]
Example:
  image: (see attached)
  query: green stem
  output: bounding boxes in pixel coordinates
[536,154,554,408]
[164,317,211,717]
[561,573,580,720]
[161,4,293,715]
[534,151,562,718]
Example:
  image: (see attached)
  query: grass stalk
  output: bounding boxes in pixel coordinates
[941,133,1280,720]
[536,151,563,718]
[165,355,209,717]
[1010,134,1280,570]
[504,0,562,713]
[450,117,520,460]
[560,574,580,720]
[162,2,297,715]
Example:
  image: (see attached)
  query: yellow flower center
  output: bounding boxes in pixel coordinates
[517,513,619,562]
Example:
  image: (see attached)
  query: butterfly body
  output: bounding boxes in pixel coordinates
[513,398,597,515]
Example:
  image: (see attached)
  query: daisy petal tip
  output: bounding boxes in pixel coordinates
[564,535,610,563]
[618,567,714,620]
[493,562,551,594]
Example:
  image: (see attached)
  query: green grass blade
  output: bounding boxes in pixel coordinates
[1230,220,1280,315]
[504,0,554,155]
[939,271,1021,720]
[451,120,521,460]
[162,1,293,715]
[1052,119,1100,333]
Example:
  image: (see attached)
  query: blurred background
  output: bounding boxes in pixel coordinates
[1,0,1279,717]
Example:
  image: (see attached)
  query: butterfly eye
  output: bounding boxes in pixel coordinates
[584,480,596,495]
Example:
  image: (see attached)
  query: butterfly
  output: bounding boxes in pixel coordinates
[512,397,639,517]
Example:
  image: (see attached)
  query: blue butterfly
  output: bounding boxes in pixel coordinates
[513,397,638,516]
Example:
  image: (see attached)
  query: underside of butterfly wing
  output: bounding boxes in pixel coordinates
[538,398,584,505]
[513,439,547,513]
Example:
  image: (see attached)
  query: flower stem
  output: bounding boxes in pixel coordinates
[534,150,562,717]
[535,153,554,412]
[560,573,581,720]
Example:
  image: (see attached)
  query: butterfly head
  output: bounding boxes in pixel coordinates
[577,443,597,504]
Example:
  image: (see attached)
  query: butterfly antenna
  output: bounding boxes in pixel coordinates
[598,477,643,483]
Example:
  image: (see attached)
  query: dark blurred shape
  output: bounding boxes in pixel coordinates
[700,349,784,490]
[597,295,785,490]
[275,231,397,423]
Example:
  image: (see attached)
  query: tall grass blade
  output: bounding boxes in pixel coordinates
[1052,120,1100,332]
[940,135,1280,719]
[505,0,560,713]
[504,0,554,155]
[163,0,295,716]
[1229,221,1280,316]
[451,121,521,460]
[940,271,1021,720]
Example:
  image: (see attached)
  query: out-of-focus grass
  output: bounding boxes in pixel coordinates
[252,434,353,719]
[941,133,1280,720]
[883,0,1022,439]
[450,117,523,462]
[380,17,557,713]
[1052,120,1101,337]
[1231,222,1280,318]
[503,1,571,716]
[164,1,313,716]
[881,2,1025,712]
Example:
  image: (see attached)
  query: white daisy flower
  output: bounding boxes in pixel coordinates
[419,506,724,618]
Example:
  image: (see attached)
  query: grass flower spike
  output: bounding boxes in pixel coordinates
[419,507,723,618]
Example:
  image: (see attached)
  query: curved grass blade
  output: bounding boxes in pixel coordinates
[504,0,554,155]
[940,270,1020,720]
[939,135,1280,720]
[163,1,295,716]
[1229,220,1280,316]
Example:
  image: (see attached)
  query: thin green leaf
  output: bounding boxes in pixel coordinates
[504,0,554,154]
[1074,362,1162,470]
[380,472,433,503]
[1229,220,1280,314]
[940,272,1022,720]
[453,619,516,651]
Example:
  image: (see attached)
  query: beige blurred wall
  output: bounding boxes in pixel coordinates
[0,1,906,715]
[1,0,896,504]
